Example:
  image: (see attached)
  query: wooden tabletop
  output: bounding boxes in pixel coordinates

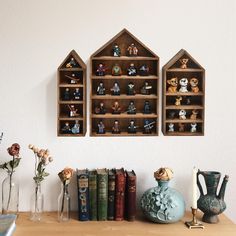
[15,212,236,236]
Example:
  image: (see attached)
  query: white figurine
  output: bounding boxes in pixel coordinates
[168,123,174,132]
[179,109,187,120]
[190,123,197,132]
[179,78,188,93]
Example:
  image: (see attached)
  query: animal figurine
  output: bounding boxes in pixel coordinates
[179,58,189,69]
[190,110,198,120]
[179,78,188,93]
[167,77,178,93]
[179,109,187,120]
[175,96,182,106]
[127,43,138,56]
[190,123,197,132]
[168,111,176,119]
[168,123,174,132]
[190,77,200,93]
[178,123,185,132]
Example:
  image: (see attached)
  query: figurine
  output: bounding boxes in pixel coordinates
[139,64,149,76]
[95,102,106,114]
[112,64,122,76]
[65,73,80,84]
[190,77,200,93]
[127,63,137,76]
[97,81,106,95]
[168,111,176,119]
[179,58,189,69]
[66,57,77,68]
[97,120,105,134]
[96,63,106,76]
[112,43,121,57]
[127,43,138,56]
[175,96,182,106]
[143,101,151,114]
[127,101,136,114]
[112,101,121,114]
[128,120,138,133]
[179,109,187,120]
[61,122,71,134]
[112,120,120,134]
[63,88,70,100]
[179,78,188,93]
[72,120,80,134]
[185,96,191,105]
[68,105,79,117]
[167,77,178,93]
[143,119,155,134]
[127,82,135,95]
[140,81,152,95]
[178,123,185,132]
[190,109,198,120]
[190,123,197,132]
[168,123,174,132]
[110,82,120,95]
[73,88,81,100]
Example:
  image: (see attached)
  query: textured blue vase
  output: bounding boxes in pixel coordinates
[140,180,185,223]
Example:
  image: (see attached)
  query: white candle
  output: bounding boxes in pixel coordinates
[192,167,198,209]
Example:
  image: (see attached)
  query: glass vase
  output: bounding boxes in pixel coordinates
[2,171,19,214]
[58,183,70,222]
[30,182,44,221]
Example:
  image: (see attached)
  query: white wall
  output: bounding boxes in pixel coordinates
[0,0,236,222]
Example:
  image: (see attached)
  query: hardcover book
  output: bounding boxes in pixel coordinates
[89,170,97,221]
[0,214,16,236]
[108,169,116,220]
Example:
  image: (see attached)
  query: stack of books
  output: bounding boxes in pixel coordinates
[77,168,136,221]
[0,214,17,236]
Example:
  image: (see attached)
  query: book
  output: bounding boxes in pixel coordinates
[97,168,108,221]
[88,170,97,221]
[77,169,89,221]
[125,170,137,221]
[115,168,126,221]
[107,169,116,220]
[0,214,16,236]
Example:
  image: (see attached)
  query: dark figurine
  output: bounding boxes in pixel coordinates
[95,102,106,114]
[72,120,80,134]
[112,120,120,134]
[178,123,185,132]
[143,101,151,114]
[73,88,81,100]
[110,82,120,95]
[143,119,155,134]
[112,64,122,76]
[96,63,106,76]
[127,63,137,76]
[127,82,135,95]
[186,96,191,105]
[97,81,106,95]
[66,57,77,68]
[68,105,79,117]
[128,120,138,133]
[127,101,136,114]
[63,88,70,101]
[139,64,150,76]
[168,111,176,119]
[112,101,121,114]
[127,43,138,56]
[140,81,152,95]
[112,43,121,57]
[97,120,105,134]
[65,73,80,84]
[61,122,71,134]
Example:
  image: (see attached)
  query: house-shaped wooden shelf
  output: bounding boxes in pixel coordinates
[90,29,159,136]
[162,49,205,136]
[57,50,86,136]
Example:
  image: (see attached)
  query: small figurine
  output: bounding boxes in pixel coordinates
[179,78,188,93]
[97,120,105,134]
[128,120,138,133]
[190,123,197,133]
[190,109,198,120]
[61,122,71,134]
[185,96,191,105]
[143,101,151,114]
[73,88,81,100]
[190,77,199,93]
[68,105,79,117]
[179,109,187,120]
[127,43,138,56]
[143,119,155,134]
[110,82,120,95]
[127,101,136,114]
[97,81,106,95]
[72,120,80,134]
[112,64,122,76]
[63,88,70,100]
[127,82,135,95]
[140,81,152,95]
[179,58,189,69]
[139,64,149,76]
[127,63,137,76]
[65,73,80,84]
[168,123,174,132]
[112,120,120,134]
[112,101,121,114]
[167,77,178,93]
[112,43,121,57]
[95,102,106,114]
[168,111,176,119]
[175,96,182,106]
[66,57,77,68]
[178,123,185,132]
[96,63,106,76]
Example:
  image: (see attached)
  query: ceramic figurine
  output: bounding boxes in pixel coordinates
[139,64,150,76]
[127,43,138,56]
[68,105,79,117]
[190,109,198,120]
[179,58,189,69]
[95,102,106,114]
[175,96,182,106]
[112,64,122,76]
[127,63,137,76]
[178,123,185,132]
[140,81,152,95]
[112,43,121,57]
[61,122,71,134]
[128,120,138,133]
[143,101,151,114]
[185,96,191,105]
[168,111,176,119]
[112,101,121,114]
[190,77,199,93]
[73,88,81,100]
[65,73,80,84]
[190,123,197,132]
[179,109,187,120]
[66,57,77,68]
[112,120,120,134]
[110,82,120,95]
[127,82,135,95]
[168,123,174,132]
[72,120,80,134]
[127,101,136,114]
[96,63,106,76]
[96,81,106,95]
[179,78,188,93]
[143,119,155,134]
[63,88,70,101]
[167,77,178,93]
[97,120,105,134]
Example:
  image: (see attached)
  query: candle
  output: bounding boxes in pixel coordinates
[192,167,198,209]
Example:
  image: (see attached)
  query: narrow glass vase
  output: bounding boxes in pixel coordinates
[58,183,70,222]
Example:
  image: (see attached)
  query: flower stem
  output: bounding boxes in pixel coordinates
[60,183,66,218]
[6,156,15,212]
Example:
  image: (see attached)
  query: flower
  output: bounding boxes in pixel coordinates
[7,143,20,157]
[154,167,173,181]
[58,167,74,184]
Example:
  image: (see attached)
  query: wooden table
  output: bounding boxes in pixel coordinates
[15,212,236,236]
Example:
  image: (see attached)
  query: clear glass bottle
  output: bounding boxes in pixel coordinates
[58,183,70,222]
[2,171,19,214]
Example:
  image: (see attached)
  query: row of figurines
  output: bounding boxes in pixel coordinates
[167,77,200,93]
[61,120,81,134]
[62,88,82,101]
[168,109,199,120]
[96,81,152,95]
[168,122,199,133]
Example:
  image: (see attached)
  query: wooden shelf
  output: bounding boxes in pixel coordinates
[58,117,84,121]
[165,105,204,110]
[92,56,158,60]
[59,68,83,72]
[166,92,204,96]
[59,101,84,104]
[165,132,204,136]
[165,119,203,123]
[59,84,84,88]
[167,68,204,72]
[92,94,157,100]
[91,131,157,137]
[92,113,158,119]
[91,75,158,80]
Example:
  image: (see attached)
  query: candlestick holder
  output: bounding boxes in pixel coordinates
[185,208,204,229]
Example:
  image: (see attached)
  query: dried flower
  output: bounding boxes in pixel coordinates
[7,143,20,157]
[154,167,173,181]
[58,167,74,184]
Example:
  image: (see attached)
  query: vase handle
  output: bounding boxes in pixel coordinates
[197,170,204,196]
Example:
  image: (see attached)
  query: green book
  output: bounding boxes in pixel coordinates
[89,170,97,220]
[97,168,108,221]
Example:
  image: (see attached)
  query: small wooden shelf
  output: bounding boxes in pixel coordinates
[91,131,157,137]
[165,119,203,123]
[59,101,84,104]
[59,68,84,72]
[59,117,84,121]
[167,68,204,72]
[165,132,204,136]
[92,113,158,119]
[92,94,157,100]
[165,105,204,110]
[92,56,159,61]
[59,84,84,88]
[166,92,204,96]
[91,75,158,80]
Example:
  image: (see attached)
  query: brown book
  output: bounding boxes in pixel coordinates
[125,170,136,221]
[115,168,126,221]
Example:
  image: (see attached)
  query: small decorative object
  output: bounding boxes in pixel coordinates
[1,143,21,214]
[65,73,80,84]
[139,64,149,76]
[28,144,53,221]
[127,82,135,95]
[73,88,81,100]
[61,122,71,134]
[179,78,188,93]
[66,57,77,68]
[179,109,187,120]
[112,64,122,76]
[190,78,199,93]
[140,167,185,223]
[167,78,178,93]
[128,120,138,133]
[175,96,182,106]
[168,111,176,119]
[197,170,229,223]
[97,120,105,134]
[190,123,197,133]
[143,120,155,134]
[68,105,79,117]
[143,101,151,114]
[127,63,137,76]
[186,96,191,105]
[140,81,152,95]
[110,82,120,95]
[112,43,121,57]
[96,81,106,95]
[168,123,174,132]
[179,58,189,69]
[63,88,70,101]
[127,43,138,56]
[112,101,121,114]
[190,110,198,120]
[127,101,136,114]
[58,167,74,222]
[178,123,185,132]
[96,63,106,76]
[112,120,120,134]
[72,120,80,134]
[95,102,106,114]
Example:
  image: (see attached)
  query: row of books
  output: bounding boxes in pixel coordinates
[77,168,136,221]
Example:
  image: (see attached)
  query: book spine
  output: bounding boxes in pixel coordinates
[108,172,116,220]
[89,173,97,220]
[126,174,136,221]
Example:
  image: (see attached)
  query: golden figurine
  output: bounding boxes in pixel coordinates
[179,58,189,69]
[175,96,182,106]
[190,110,198,120]
[167,77,178,93]
[190,78,200,93]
